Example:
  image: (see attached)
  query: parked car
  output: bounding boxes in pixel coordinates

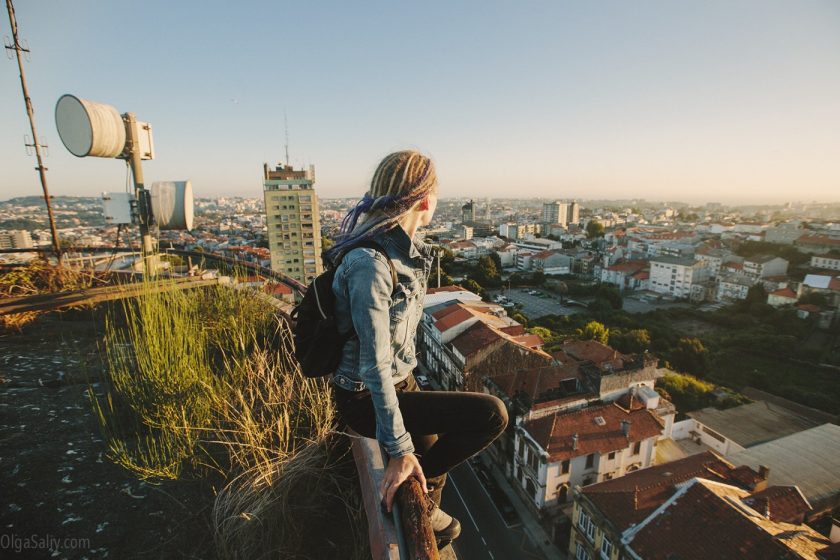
[415,374,431,388]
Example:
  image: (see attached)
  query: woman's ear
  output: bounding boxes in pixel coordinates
[417,195,430,211]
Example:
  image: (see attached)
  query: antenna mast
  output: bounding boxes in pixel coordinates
[284,111,290,166]
[5,0,61,263]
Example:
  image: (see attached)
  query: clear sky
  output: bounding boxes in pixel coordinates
[2,1,839,204]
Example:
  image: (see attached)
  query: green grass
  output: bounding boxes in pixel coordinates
[89,281,368,559]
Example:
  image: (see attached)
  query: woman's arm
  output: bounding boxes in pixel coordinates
[343,250,415,458]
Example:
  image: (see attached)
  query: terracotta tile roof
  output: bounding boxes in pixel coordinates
[532,249,557,259]
[433,306,475,333]
[627,479,830,560]
[606,260,649,273]
[490,363,584,404]
[632,271,650,280]
[427,285,464,294]
[798,234,840,247]
[500,325,525,336]
[559,340,628,369]
[742,486,812,524]
[450,321,503,358]
[263,282,293,295]
[523,402,663,462]
[770,287,797,298]
[511,334,544,348]
[797,303,822,313]
[830,277,840,292]
[583,451,748,531]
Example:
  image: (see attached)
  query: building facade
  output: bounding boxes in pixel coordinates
[263,163,323,284]
[0,230,34,249]
[648,256,710,299]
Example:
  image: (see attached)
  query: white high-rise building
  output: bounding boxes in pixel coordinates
[263,163,323,284]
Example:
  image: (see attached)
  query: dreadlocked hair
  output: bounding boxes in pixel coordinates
[323,150,437,266]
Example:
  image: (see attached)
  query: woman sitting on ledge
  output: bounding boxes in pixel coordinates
[325,150,509,548]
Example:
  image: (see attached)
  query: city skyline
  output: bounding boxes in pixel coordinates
[2,1,839,204]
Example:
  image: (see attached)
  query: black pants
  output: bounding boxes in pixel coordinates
[333,375,508,505]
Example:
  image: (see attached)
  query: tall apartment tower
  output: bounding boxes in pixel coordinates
[462,199,476,225]
[542,201,569,226]
[263,162,323,284]
[567,201,580,225]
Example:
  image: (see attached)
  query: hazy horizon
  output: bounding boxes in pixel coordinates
[2,1,839,204]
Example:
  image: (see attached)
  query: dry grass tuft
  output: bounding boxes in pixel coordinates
[92,282,368,558]
[0,258,110,332]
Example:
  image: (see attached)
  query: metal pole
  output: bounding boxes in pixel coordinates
[5,0,62,264]
[123,113,155,268]
[436,249,441,288]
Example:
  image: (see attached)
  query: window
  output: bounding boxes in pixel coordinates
[578,509,595,543]
[607,451,616,460]
[557,484,569,502]
[525,478,537,501]
[585,454,595,469]
[600,536,614,560]
[632,441,641,455]
[576,543,592,560]
[561,459,570,474]
[528,452,538,471]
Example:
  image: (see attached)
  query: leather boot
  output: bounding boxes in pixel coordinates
[425,475,461,548]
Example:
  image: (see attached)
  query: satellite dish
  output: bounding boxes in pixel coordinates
[55,94,126,158]
[150,181,194,230]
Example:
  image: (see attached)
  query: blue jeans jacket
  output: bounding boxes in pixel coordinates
[331,225,435,457]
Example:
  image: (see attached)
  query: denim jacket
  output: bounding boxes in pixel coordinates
[331,225,435,457]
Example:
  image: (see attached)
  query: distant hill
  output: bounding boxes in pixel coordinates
[1,195,100,206]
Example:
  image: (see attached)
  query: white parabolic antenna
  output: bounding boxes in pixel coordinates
[55,94,126,158]
[150,181,194,231]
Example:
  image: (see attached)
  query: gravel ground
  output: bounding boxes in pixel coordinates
[0,311,213,560]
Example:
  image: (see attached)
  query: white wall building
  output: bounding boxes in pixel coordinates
[648,256,710,299]
[811,254,840,271]
[513,400,664,511]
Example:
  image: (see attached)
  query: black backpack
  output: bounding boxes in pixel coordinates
[290,239,397,378]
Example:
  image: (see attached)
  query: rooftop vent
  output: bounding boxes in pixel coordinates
[594,416,606,426]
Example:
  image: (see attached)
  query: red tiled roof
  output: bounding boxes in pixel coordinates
[769,287,797,299]
[490,363,586,404]
[632,271,650,280]
[434,306,475,333]
[742,486,811,524]
[606,260,649,273]
[511,334,544,348]
[560,340,628,369]
[427,285,465,294]
[523,402,663,462]
[724,262,744,270]
[830,277,840,292]
[450,321,504,358]
[583,451,749,531]
[532,250,557,259]
[628,479,829,560]
[500,325,526,336]
[263,283,293,296]
[797,234,840,246]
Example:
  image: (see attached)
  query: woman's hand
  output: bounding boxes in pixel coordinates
[380,454,428,513]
